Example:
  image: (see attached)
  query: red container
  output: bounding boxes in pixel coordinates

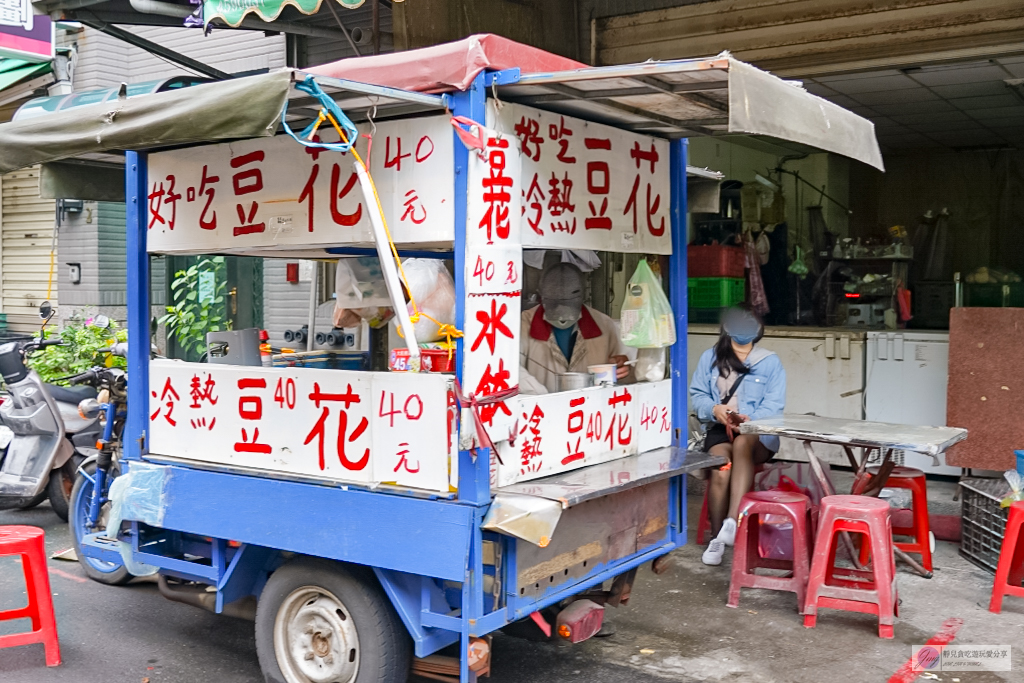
[688,244,745,278]
[389,348,455,373]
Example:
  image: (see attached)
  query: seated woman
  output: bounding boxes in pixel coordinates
[689,304,786,566]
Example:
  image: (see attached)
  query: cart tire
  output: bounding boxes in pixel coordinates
[69,462,132,585]
[255,558,411,683]
[16,488,48,510]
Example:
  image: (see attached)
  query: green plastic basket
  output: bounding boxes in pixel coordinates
[688,277,745,309]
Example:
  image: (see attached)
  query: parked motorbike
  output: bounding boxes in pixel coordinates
[67,345,132,584]
[0,304,110,520]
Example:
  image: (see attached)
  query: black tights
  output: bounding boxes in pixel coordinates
[707,434,774,538]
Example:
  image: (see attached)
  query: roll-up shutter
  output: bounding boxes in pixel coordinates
[1,166,57,332]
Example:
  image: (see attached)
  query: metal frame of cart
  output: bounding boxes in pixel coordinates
[0,44,884,683]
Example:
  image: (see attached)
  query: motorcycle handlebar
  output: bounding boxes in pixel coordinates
[67,369,100,385]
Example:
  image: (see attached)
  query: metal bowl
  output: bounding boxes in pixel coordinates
[557,372,592,392]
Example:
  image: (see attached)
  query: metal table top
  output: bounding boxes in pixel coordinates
[494,447,723,508]
[739,414,967,456]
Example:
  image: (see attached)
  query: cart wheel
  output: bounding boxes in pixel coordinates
[69,462,132,585]
[255,558,411,683]
[16,488,48,510]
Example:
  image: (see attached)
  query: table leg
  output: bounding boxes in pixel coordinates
[802,441,864,571]
[843,446,859,470]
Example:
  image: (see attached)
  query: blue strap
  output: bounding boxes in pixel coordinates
[280,75,359,153]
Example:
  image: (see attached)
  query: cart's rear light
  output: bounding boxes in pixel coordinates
[555,599,603,644]
[845,293,860,298]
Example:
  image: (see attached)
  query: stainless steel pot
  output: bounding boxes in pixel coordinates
[557,372,592,392]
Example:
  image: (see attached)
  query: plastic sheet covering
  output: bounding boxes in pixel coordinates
[481,493,562,547]
[105,461,170,577]
[0,70,291,174]
[727,59,884,171]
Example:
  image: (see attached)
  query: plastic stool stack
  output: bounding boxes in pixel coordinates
[858,466,933,571]
[0,526,61,666]
[989,501,1024,614]
[727,490,812,613]
[804,496,898,639]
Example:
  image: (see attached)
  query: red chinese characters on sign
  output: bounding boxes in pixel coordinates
[188,372,218,430]
[148,175,181,231]
[524,174,545,236]
[513,116,543,162]
[183,165,220,231]
[624,141,665,237]
[150,378,180,426]
[604,388,633,449]
[304,382,369,472]
[402,190,427,225]
[471,299,513,355]
[584,137,612,231]
[518,404,545,474]
[641,402,671,434]
[478,137,512,243]
[230,151,266,236]
[548,116,576,164]
[378,391,424,474]
[474,359,512,427]
[563,396,586,466]
[329,164,363,227]
[235,378,271,454]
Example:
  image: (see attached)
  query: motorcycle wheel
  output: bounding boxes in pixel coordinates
[47,456,80,522]
[69,461,132,585]
[17,489,48,510]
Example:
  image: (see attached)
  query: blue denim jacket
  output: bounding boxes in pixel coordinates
[689,346,787,452]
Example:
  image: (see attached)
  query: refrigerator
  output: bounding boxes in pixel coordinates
[688,325,865,465]
[864,330,957,475]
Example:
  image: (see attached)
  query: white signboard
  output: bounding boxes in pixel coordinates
[146,115,454,253]
[463,132,523,445]
[491,102,672,255]
[148,360,453,493]
[492,379,672,487]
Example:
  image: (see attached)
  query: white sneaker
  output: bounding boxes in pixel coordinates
[718,517,737,547]
[702,539,726,566]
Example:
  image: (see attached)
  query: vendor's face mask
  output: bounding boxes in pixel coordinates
[723,312,761,345]
[543,302,582,330]
[540,263,585,330]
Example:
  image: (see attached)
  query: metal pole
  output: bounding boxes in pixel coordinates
[306,261,318,352]
[125,151,150,460]
[669,138,688,447]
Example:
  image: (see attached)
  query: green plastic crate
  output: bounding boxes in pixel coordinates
[688,277,745,309]
[688,308,723,324]
[964,283,1024,308]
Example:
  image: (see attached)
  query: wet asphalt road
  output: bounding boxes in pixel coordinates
[0,503,675,683]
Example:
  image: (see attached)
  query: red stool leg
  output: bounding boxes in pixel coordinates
[804,506,840,627]
[790,506,811,615]
[913,475,937,573]
[727,508,756,608]
[697,484,711,545]
[990,505,1024,614]
[867,510,897,639]
[27,532,60,666]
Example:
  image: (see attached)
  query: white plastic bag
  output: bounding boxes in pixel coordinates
[333,257,394,329]
[399,259,456,343]
[635,347,666,382]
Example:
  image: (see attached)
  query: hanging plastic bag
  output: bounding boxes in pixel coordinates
[635,347,666,382]
[619,260,676,348]
[399,258,456,343]
[333,257,394,329]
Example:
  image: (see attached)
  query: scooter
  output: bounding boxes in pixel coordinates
[0,307,107,521]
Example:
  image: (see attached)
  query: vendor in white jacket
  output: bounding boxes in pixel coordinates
[520,263,631,394]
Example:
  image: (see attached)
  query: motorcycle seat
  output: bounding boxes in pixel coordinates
[45,383,97,404]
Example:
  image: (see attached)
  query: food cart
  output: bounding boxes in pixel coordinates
[0,36,883,683]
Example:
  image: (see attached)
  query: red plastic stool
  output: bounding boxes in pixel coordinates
[727,490,812,613]
[857,466,933,572]
[0,526,61,666]
[989,501,1024,614]
[804,496,898,639]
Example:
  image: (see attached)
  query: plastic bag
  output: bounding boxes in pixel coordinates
[333,257,394,329]
[635,347,666,382]
[400,258,456,343]
[758,513,794,561]
[619,260,676,348]
[755,460,833,506]
[1001,470,1023,508]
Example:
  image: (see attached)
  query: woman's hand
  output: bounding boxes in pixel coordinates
[712,404,730,425]
[609,354,630,380]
